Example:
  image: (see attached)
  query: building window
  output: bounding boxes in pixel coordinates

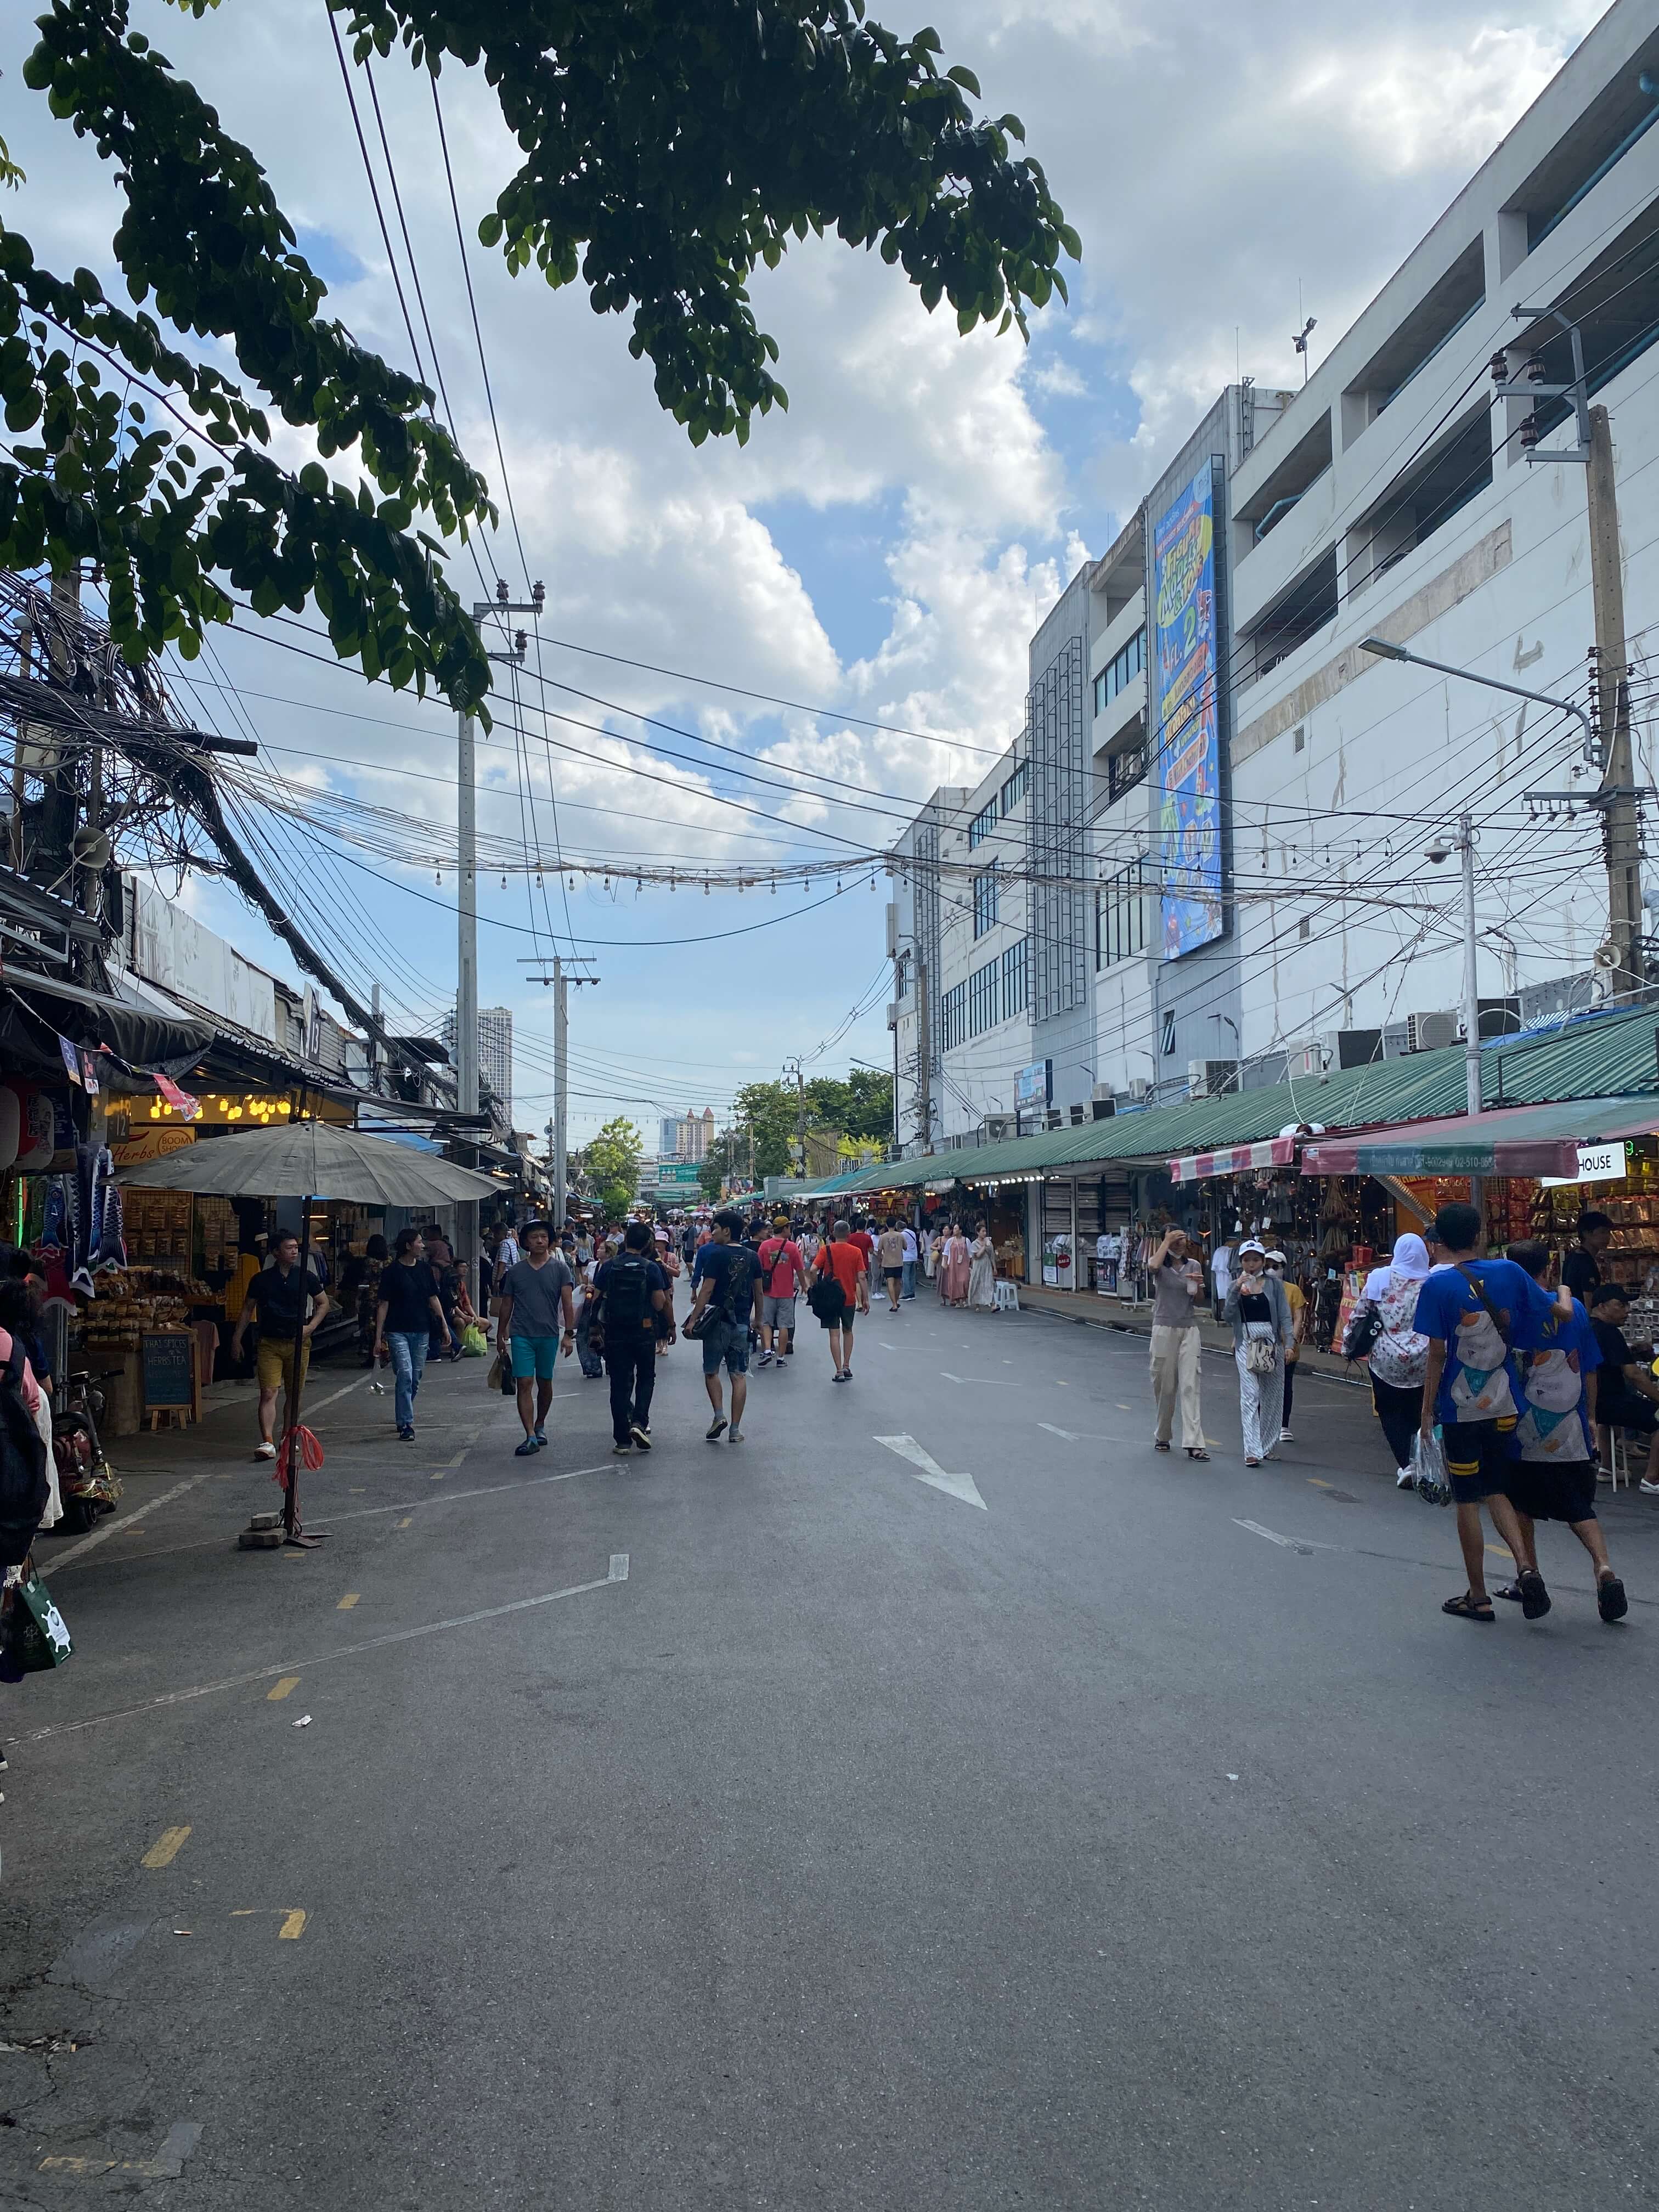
[968,956,1000,1039]
[1096,862,1148,970]
[1000,759,1029,814]
[967,799,998,850]
[1107,744,1147,806]
[941,981,967,1051]
[973,861,1000,938]
[1092,627,1146,716]
[1002,938,1028,1018]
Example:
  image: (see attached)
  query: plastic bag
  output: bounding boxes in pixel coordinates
[459,1324,488,1359]
[1412,1426,1451,1508]
[0,1564,72,1674]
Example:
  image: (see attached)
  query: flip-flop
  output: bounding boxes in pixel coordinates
[1494,1582,1523,1603]
[1442,1590,1495,1623]
[1597,1575,1629,1624]
[1517,1568,1551,1621]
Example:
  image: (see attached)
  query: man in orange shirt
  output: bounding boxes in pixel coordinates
[812,1218,868,1384]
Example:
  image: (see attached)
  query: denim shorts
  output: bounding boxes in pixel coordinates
[700,1314,748,1378]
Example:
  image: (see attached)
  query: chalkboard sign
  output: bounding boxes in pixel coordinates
[142,1331,194,1411]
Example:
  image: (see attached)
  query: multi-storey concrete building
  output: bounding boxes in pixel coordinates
[892,0,1657,1138]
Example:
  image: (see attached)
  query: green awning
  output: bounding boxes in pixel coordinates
[1301,1094,1659,1177]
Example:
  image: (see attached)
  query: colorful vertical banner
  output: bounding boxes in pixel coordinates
[1151,464,1224,957]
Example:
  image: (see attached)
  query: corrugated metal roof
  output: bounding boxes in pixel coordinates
[825,1001,1659,1195]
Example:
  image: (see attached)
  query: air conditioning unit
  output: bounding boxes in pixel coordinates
[1091,1083,1114,1102]
[1380,1020,1411,1059]
[1091,1097,1116,1120]
[1045,1109,1063,1130]
[1407,1008,1460,1053]
[985,1114,1016,1142]
[1069,1103,1086,1126]
[1189,1058,1239,1098]
[1332,1027,1383,1069]
[1126,1077,1153,1103]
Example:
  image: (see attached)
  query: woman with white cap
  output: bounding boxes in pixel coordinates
[1223,1239,1296,1465]
[1353,1231,1432,1486]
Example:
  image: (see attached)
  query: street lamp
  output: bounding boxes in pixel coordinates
[1357,637,1598,763]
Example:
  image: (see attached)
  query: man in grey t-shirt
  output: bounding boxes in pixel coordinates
[1148,1227,1207,1458]
[495,1221,577,1454]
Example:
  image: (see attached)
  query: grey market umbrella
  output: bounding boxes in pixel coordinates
[116,1119,501,1205]
[118,1119,500,1543]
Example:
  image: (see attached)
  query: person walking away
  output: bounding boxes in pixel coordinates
[1211,1238,1235,1322]
[495,1221,577,1456]
[1354,1232,1432,1486]
[939,1223,970,1307]
[590,1222,669,1452]
[653,1226,681,1357]
[1148,1227,1206,1460]
[372,1227,450,1441]
[686,1209,758,1441]
[1585,1283,1659,1489]
[1224,1240,1294,1466]
[1265,1252,1305,1440]
[1562,1209,1612,1308]
[811,1218,867,1383]
[1413,1200,1574,1623]
[1498,1242,1626,1622]
[877,1218,906,1313]
[968,1221,997,1311]
[756,1216,804,1367]
[901,1221,918,1300]
[230,1230,329,1462]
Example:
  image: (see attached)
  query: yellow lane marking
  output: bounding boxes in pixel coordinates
[447,1450,467,1468]
[1307,1478,1333,1489]
[430,1472,445,1481]
[1487,1544,1514,1561]
[278,1909,307,1940]
[141,1825,191,1869]
[394,1516,412,1530]
[337,1593,359,1610]
[267,1676,300,1702]
[349,1487,365,1494]
[283,1547,303,1560]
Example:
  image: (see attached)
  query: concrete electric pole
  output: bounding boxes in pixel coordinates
[1585,405,1643,998]
[521,950,597,1229]
[457,583,540,1269]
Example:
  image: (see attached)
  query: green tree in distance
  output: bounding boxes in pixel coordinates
[3,0,1077,704]
[580,1115,642,1213]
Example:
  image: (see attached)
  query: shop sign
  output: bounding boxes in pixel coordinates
[1542,1139,1629,1187]
[114,1125,196,1166]
[1014,1060,1051,1109]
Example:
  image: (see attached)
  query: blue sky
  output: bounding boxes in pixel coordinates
[4,0,1599,1144]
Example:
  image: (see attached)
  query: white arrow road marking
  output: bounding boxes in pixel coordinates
[939,1371,1015,1385]
[874,1434,987,1510]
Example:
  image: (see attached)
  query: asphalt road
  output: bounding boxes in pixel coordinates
[2,1290,1655,2209]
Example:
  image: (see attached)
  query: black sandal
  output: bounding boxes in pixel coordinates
[1442,1590,1495,1623]
[1185,1447,1210,1461]
[1598,1574,1629,1624]
[1494,1582,1523,1603]
[1154,1438,1171,1452]
[1517,1568,1551,1621]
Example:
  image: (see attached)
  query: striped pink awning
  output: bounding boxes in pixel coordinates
[1168,1135,1299,1184]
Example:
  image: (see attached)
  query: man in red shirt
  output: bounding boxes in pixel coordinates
[848,1216,876,1278]
[755,1214,805,1368]
[813,1218,868,1383]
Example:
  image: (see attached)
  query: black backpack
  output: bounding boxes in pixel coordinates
[0,1334,49,1568]
[601,1255,652,1338]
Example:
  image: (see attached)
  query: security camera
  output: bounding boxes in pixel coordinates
[1425,841,1452,865]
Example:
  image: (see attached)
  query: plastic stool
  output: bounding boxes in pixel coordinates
[992,1279,1020,1313]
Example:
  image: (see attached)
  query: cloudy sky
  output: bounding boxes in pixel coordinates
[5,0,1601,1144]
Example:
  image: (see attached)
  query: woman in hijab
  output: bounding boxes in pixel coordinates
[1355,1231,1433,1486]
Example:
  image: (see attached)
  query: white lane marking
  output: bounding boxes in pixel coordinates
[53,1463,616,1575]
[1233,1519,1339,1556]
[939,1371,1015,1385]
[874,1434,986,1510]
[8,1562,628,1745]
[48,1467,222,1570]
[1039,1421,1080,1441]
[881,1341,899,1350]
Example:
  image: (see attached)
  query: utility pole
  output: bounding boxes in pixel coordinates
[520,949,596,1231]
[1586,405,1643,997]
[457,582,541,1274]
[915,954,932,1152]
[1458,814,1481,1119]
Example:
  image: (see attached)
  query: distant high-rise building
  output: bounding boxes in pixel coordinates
[441,1003,514,1119]
[660,1115,682,1161]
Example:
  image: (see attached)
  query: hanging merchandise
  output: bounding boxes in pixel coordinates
[80,1049,99,1098]
[154,1074,200,1120]
[59,1035,82,1087]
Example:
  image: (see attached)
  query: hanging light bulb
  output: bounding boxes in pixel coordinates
[500,873,507,890]
[771,878,777,896]
[436,868,442,885]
